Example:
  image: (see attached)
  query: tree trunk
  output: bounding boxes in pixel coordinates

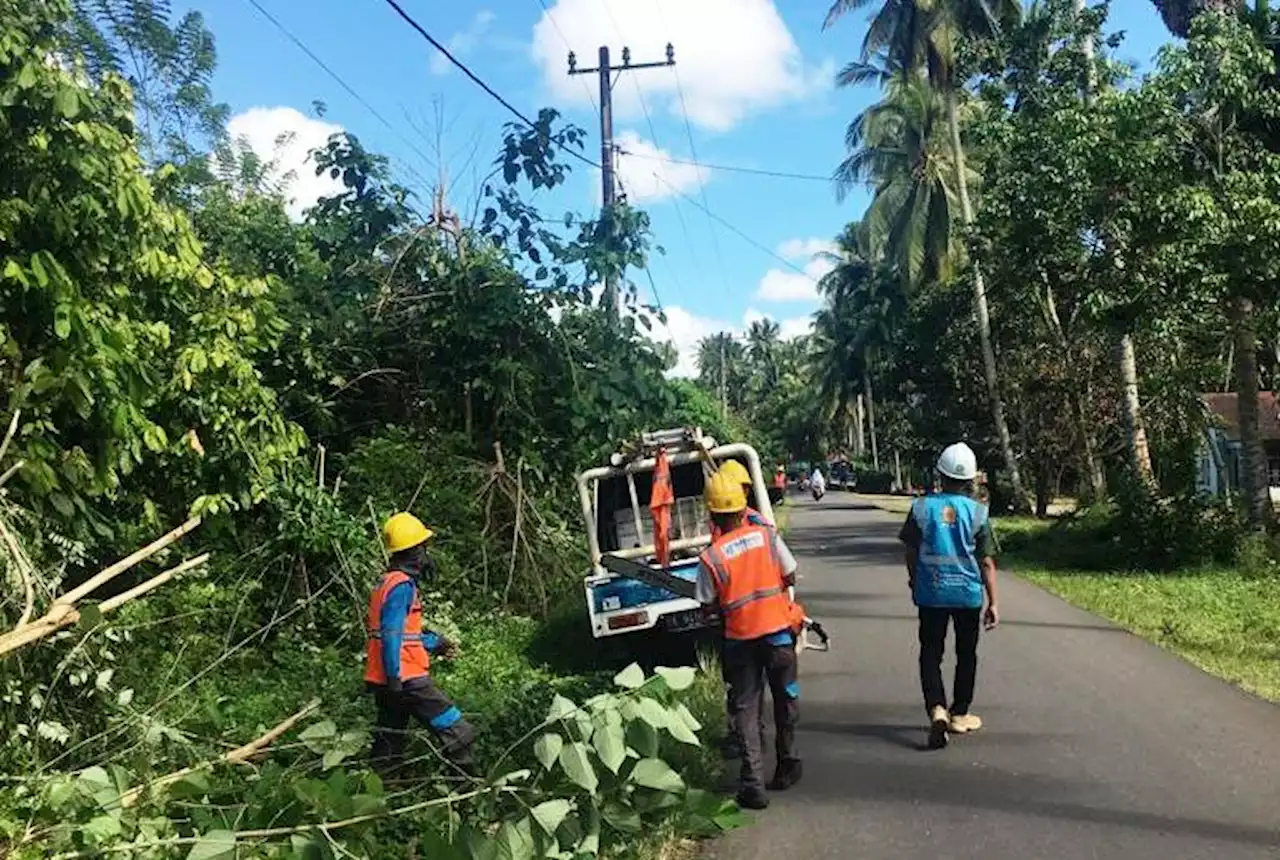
[1116,333,1156,486]
[854,394,866,460]
[945,90,1030,512]
[1073,389,1106,502]
[1229,295,1273,530]
[862,359,880,472]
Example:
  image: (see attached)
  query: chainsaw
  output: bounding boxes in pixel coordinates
[600,554,831,653]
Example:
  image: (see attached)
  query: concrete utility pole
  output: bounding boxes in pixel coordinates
[568,43,674,320]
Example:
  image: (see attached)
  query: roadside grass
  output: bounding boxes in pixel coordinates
[851,492,913,514]
[995,515,1280,703]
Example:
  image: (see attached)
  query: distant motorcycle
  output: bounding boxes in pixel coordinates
[811,485,825,502]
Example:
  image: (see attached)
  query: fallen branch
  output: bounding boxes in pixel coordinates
[118,698,322,807]
[57,516,202,608]
[0,553,211,657]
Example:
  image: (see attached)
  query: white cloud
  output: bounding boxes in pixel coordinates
[753,236,837,303]
[613,130,709,202]
[777,237,837,259]
[531,0,833,131]
[225,106,345,220]
[755,257,831,303]
[659,307,811,378]
[431,11,496,75]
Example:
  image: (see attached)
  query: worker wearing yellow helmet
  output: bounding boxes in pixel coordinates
[710,460,774,542]
[696,472,803,810]
[365,512,476,775]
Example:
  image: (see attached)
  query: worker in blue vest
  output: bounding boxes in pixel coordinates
[898,443,1000,750]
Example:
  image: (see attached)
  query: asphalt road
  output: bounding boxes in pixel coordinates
[707,495,1280,860]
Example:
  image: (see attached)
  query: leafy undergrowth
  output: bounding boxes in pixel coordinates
[1,658,739,859]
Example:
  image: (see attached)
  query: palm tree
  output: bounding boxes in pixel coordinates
[746,319,782,391]
[826,0,1029,510]
[697,332,745,419]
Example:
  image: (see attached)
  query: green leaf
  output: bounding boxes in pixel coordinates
[655,666,696,691]
[170,772,210,800]
[664,712,699,746]
[321,749,348,770]
[298,719,337,751]
[2,260,28,286]
[592,722,626,774]
[534,732,563,770]
[15,63,36,89]
[601,801,642,833]
[629,758,684,793]
[494,818,535,860]
[547,694,577,722]
[634,697,668,730]
[673,703,702,732]
[54,87,80,119]
[613,663,645,689]
[558,741,598,793]
[29,253,48,287]
[531,799,572,835]
[187,830,237,860]
[81,814,122,843]
[116,688,134,707]
[289,834,325,860]
[625,719,659,759]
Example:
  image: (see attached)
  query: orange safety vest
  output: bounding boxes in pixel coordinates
[773,473,786,489]
[710,506,772,543]
[364,570,431,685]
[700,524,793,641]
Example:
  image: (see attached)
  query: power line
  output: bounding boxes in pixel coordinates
[379,0,601,170]
[240,0,439,186]
[648,171,814,279]
[616,147,832,182]
[669,62,733,297]
[534,0,599,115]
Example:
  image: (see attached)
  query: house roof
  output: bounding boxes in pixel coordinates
[1200,392,1280,441]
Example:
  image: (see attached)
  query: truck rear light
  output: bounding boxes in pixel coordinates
[607,611,649,630]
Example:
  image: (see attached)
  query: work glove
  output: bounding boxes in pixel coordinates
[387,676,403,693]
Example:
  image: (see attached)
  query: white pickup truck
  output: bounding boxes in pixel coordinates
[574,427,776,641]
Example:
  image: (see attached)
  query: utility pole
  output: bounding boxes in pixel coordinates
[568,43,675,321]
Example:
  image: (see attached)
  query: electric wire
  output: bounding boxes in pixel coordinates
[379,0,601,170]
[241,0,439,190]
[615,147,832,182]
[534,0,600,114]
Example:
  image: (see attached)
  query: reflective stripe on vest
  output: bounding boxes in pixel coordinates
[363,570,431,684]
[699,524,792,640]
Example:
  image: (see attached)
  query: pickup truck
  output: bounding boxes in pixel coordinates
[574,427,776,641]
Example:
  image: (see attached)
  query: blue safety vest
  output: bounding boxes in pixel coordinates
[910,493,987,609]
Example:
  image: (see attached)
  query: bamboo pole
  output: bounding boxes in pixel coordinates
[0,553,210,657]
[55,516,202,608]
[118,698,321,807]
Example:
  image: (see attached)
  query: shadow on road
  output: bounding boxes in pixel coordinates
[809,607,1121,633]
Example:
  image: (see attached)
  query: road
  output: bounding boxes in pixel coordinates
[708,495,1280,860]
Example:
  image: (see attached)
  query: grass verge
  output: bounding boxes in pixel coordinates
[996,516,1280,703]
[1015,566,1280,702]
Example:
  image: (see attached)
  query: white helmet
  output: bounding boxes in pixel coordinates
[937,442,978,480]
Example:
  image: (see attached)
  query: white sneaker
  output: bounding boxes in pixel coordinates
[950,713,983,734]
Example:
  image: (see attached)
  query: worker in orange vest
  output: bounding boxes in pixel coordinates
[696,472,803,810]
[708,461,773,760]
[366,513,476,776]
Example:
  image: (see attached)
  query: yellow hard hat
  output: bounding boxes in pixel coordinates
[718,460,751,487]
[705,471,747,514]
[383,512,435,553]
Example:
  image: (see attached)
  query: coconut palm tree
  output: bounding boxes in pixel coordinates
[826,0,1029,510]
[697,332,746,419]
[746,318,782,390]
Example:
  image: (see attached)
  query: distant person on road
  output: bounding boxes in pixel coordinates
[899,443,999,750]
[697,472,803,810]
[809,466,825,501]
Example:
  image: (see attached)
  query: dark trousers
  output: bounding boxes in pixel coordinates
[723,637,799,791]
[369,677,476,775]
[918,606,980,715]
[720,640,766,749]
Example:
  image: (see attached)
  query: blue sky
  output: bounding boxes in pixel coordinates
[182,0,1171,375]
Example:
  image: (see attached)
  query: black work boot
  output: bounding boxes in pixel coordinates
[735,786,770,810]
[767,758,803,791]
